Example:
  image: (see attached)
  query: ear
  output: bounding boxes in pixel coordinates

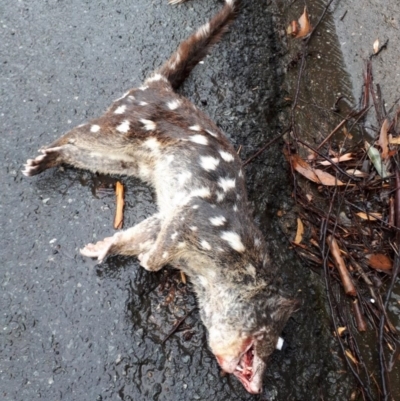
[269,296,299,328]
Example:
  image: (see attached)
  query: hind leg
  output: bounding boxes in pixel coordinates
[80,214,162,262]
[22,125,141,177]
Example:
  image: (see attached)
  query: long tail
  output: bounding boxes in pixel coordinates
[156,0,240,90]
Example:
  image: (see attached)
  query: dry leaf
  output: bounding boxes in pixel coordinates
[287,7,312,39]
[365,140,389,178]
[337,327,347,336]
[356,212,382,221]
[314,169,345,186]
[366,254,392,271]
[318,153,354,165]
[379,119,389,160]
[345,169,369,178]
[345,350,358,365]
[295,7,312,38]
[389,136,400,145]
[286,20,299,36]
[294,218,304,244]
[373,39,379,54]
[285,150,346,186]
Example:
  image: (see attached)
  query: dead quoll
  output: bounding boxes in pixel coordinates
[23,0,298,393]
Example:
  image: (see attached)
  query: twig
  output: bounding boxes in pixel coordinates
[327,235,357,296]
[114,181,125,229]
[162,309,194,344]
[242,129,287,167]
[353,299,367,332]
[296,138,361,181]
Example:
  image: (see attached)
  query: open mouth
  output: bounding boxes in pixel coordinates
[233,344,254,381]
[232,343,264,394]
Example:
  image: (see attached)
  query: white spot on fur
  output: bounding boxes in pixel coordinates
[178,171,192,186]
[114,105,126,114]
[140,119,157,131]
[169,52,182,70]
[138,85,149,91]
[128,95,135,101]
[139,101,148,106]
[219,150,234,162]
[233,204,238,212]
[198,275,209,288]
[206,129,218,138]
[238,169,244,178]
[254,238,261,247]
[190,187,211,199]
[201,240,211,250]
[162,252,169,259]
[189,135,208,145]
[171,232,178,240]
[192,205,199,209]
[167,100,181,110]
[143,137,160,151]
[190,226,198,232]
[90,125,100,133]
[220,231,245,253]
[216,192,225,202]
[246,264,256,277]
[218,177,236,192]
[189,125,202,132]
[200,156,220,171]
[210,216,226,226]
[166,155,174,164]
[147,74,167,83]
[198,22,210,38]
[177,241,186,249]
[116,120,130,133]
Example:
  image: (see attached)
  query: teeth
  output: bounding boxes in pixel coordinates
[236,366,243,372]
[251,350,254,355]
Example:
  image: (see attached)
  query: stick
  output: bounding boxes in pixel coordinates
[353,299,367,332]
[327,235,356,296]
[114,181,125,229]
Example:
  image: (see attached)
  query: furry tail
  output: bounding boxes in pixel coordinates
[156,0,240,90]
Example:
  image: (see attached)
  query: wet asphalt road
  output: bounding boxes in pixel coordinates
[1,1,354,400]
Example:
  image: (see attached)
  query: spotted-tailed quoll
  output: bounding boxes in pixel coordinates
[22,0,298,394]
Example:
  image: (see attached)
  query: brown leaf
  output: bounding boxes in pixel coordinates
[286,20,299,36]
[314,169,345,186]
[356,212,382,221]
[366,254,392,271]
[345,350,359,365]
[294,218,304,244]
[345,169,369,178]
[295,7,312,38]
[379,119,389,160]
[318,153,354,165]
[286,150,345,186]
[389,136,400,145]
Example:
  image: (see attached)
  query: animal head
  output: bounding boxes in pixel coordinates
[203,290,298,394]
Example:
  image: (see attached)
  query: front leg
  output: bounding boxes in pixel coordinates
[138,213,187,271]
[80,214,161,262]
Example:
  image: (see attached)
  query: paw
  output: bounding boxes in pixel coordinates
[138,252,151,270]
[22,147,62,176]
[80,235,116,262]
[138,249,168,272]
